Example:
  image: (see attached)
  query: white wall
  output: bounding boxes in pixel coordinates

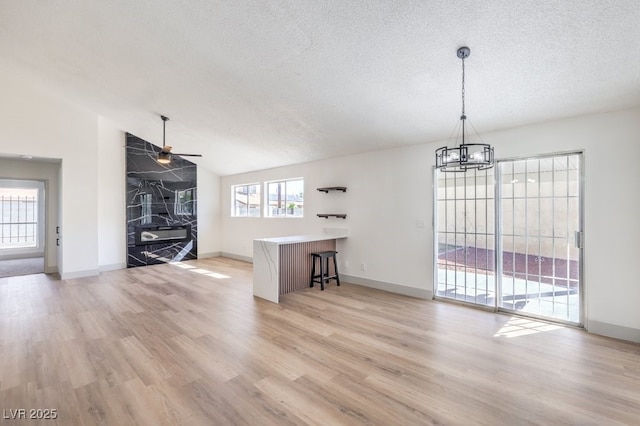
[0,159,60,271]
[197,166,222,257]
[221,107,640,340]
[0,67,99,278]
[97,117,127,271]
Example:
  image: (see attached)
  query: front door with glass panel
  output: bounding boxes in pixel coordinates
[435,152,583,325]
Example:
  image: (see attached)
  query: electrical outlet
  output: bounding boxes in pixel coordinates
[344,260,349,268]
[360,262,366,271]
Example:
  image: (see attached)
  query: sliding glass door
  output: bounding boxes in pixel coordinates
[434,152,583,325]
[498,154,582,323]
[435,167,496,307]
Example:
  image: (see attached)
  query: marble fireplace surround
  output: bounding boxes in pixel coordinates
[125,134,198,267]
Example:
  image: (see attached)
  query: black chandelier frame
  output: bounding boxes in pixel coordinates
[435,46,494,172]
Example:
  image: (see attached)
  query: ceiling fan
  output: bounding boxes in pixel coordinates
[157,115,203,164]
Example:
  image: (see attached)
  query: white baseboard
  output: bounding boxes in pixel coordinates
[60,269,100,280]
[198,251,222,259]
[341,274,433,299]
[99,263,126,273]
[221,252,253,263]
[587,320,640,343]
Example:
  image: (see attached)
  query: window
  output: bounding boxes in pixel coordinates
[232,183,261,217]
[266,178,304,217]
[0,187,39,249]
[0,179,45,254]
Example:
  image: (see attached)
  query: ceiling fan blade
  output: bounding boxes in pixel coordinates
[172,153,203,157]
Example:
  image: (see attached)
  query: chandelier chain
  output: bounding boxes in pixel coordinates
[461,57,466,118]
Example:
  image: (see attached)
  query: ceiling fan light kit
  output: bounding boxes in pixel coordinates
[157,115,203,164]
[157,150,172,164]
[435,46,494,172]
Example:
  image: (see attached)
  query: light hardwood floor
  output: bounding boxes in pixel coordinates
[1,257,639,425]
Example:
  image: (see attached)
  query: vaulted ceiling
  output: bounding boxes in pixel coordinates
[1,1,639,175]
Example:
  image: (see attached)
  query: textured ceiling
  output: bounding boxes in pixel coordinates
[1,1,639,175]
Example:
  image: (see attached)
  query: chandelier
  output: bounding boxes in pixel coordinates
[435,47,494,172]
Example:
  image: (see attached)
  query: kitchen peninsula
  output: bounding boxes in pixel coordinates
[253,231,348,303]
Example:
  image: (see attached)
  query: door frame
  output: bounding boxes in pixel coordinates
[433,149,585,326]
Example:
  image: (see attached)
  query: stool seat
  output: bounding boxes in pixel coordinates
[310,251,340,291]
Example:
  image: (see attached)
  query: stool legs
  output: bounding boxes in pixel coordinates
[310,251,340,291]
[321,256,327,291]
[310,256,316,288]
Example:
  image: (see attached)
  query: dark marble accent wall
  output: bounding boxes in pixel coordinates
[126,133,198,267]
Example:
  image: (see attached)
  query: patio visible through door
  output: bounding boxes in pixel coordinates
[435,167,496,307]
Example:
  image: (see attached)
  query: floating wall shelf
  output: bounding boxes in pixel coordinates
[317,186,347,219]
[317,186,347,193]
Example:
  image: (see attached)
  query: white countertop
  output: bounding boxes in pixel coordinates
[255,233,347,244]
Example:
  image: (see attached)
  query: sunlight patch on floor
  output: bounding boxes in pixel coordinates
[168,262,231,279]
[205,272,230,279]
[494,317,563,338]
[169,262,196,269]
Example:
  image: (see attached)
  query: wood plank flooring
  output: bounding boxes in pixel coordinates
[1,257,639,425]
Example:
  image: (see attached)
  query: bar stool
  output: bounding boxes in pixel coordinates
[309,251,340,291]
